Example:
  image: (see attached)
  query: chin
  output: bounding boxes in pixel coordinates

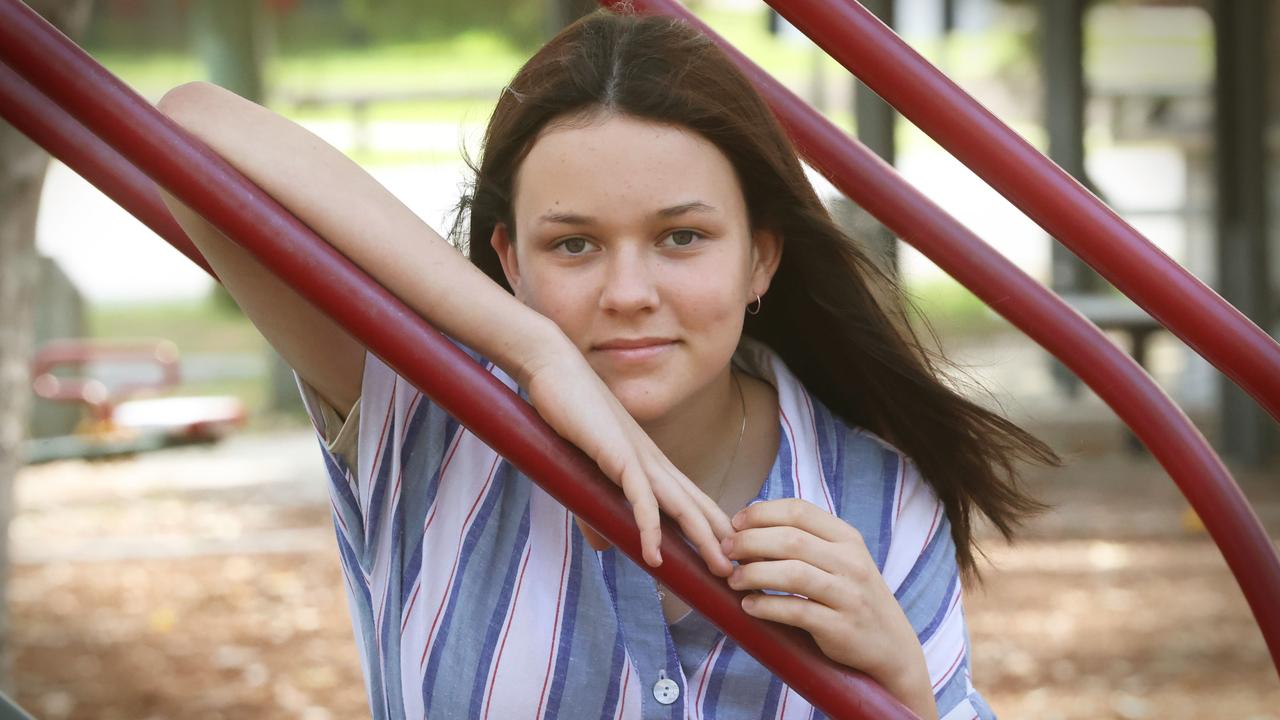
[607,380,676,424]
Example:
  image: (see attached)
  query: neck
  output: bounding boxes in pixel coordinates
[640,367,742,497]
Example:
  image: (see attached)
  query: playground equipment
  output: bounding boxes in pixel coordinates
[0,0,1277,717]
[25,338,247,463]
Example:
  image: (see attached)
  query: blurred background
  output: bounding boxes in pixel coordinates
[1,0,1277,717]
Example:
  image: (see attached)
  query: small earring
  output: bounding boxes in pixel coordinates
[747,293,762,316]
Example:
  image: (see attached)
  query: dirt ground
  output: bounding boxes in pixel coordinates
[8,429,1280,719]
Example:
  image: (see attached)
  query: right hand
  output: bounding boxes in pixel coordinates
[519,339,736,579]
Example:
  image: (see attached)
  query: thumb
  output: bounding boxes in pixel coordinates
[573,514,613,551]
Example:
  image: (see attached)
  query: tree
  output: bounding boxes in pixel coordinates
[0,0,93,690]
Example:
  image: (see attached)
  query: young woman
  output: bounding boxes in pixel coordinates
[158,8,1056,719]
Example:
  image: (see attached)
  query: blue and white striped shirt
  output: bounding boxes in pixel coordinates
[298,338,995,719]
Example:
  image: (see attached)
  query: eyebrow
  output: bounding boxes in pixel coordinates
[538,201,717,226]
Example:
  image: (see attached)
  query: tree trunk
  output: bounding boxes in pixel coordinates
[0,0,93,690]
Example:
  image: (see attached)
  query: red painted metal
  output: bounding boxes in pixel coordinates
[0,1,912,717]
[760,0,1280,423]
[31,338,181,416]
[0,62,214,278]
[603,0,1280,678]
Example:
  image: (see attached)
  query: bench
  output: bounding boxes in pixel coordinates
[1055,293,1166,453]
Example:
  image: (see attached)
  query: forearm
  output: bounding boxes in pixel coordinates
[156,81,562,385]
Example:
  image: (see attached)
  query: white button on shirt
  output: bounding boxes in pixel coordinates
[297,337,996,719]
[653,670,680,705]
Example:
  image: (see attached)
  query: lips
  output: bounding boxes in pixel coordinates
[592,337,677,362]
[594,337,675,350]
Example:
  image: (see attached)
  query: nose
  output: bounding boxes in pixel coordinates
[598,244,659,315]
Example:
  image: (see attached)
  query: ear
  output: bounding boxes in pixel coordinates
[490,223,524,298]
[748,228,783,298]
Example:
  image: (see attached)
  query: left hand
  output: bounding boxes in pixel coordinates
[722,498,936,718]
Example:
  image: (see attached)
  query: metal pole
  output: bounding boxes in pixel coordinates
[605,0,1280,678]
[754,0,1280,424]
[0,2,912,717]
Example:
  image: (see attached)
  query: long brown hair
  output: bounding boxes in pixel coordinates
[454,8,1059,580]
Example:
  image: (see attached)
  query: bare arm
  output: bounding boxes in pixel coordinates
[156,81,560,413]
[155,82,735,575]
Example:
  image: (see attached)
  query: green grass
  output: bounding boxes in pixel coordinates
[95,28,525,99]
[269,30,524,93]
[903,277,1005,340]
[89,297,265,354]
[93,6,1055,157]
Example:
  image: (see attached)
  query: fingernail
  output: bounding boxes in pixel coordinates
[721,536,734,555]
[732,511,744,529]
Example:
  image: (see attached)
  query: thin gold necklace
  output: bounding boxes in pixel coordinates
[658,370,746,605]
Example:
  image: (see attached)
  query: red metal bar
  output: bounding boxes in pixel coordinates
[604,0,1280,678]
[31,338,182,411]
[0,2,913,717]
[760,0,1280,423]
[0,62,214,278]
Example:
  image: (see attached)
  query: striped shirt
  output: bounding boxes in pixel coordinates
[297,337,996,719]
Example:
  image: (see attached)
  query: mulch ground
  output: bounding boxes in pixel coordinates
[8,434,1280,719]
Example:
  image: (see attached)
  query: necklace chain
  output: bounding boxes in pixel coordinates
[658,370,746,604]
[710,370,748,506]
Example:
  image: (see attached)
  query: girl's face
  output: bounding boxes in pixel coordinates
[492,113,781,424]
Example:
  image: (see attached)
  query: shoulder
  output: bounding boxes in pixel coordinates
[358,336,496,417]
[808,391,924,508]
[803,390,944,576]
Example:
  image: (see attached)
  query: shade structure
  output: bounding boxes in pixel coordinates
[759,0,1280,424]
[602,0,1280,679]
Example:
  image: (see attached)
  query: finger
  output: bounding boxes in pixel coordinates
[733,498,860,546]
[650,463,734,576]
[727,559,845,608]
[740,593,841,638]
[659,475,735,578]
[619,463,663,566]
[725,526,847,576]
[677,473,736,541]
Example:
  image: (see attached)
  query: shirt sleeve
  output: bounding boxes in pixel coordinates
[296,375,362,469]
[293,339,492,539]
[881,457,996,720]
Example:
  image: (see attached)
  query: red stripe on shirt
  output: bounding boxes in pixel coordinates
[534,510,574,719]
[779,407,803,500]
[614,657,631,720]
[800,389,836,514]
[933,645,965,691]
[364,376,398,517]
[921,504,942,560]
[400,425,468,636]
[893,457,907,526]
[483,541,534,720]
[694,636,725,719]
[420,453,502,668]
